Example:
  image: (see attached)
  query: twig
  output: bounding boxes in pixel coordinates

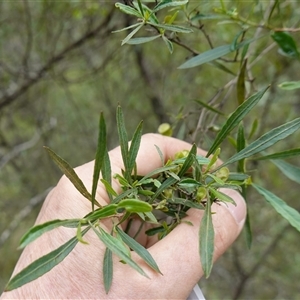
[232,224,290,299]
[134,46,169,123]
[0,7,115,111]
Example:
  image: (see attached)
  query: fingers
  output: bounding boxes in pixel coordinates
[137,189,246,299]
[109,133,208,175]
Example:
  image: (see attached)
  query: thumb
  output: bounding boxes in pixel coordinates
[147,188,246,299]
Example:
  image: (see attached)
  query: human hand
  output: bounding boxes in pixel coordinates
[1,134,246,299]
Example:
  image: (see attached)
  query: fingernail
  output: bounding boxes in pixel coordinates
[219,188,246,226]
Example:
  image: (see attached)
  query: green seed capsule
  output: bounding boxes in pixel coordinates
[215,167,229,181]
[196,187,207,202]
[158,123,173,136]
[174,149,189,160]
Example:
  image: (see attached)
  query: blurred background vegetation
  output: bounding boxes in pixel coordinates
[0,0,300,298]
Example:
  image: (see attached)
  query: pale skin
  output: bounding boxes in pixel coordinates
[1,134,246,299]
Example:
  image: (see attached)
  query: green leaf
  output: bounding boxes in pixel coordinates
[116,106,129,176]
[230,30,247,51]
[103,248,113,294]
[237,59,247,104]
[102,151,113,202]
[194,99,225,115]
[100,179,118,197]
[128,120,143,178]
[178,38,257,69]
[139,165,179,184]
[278,81,300,90]
[170,197,204,209]
[271,159,300,184]
[162,35,173,53]
[5,227,90,291]
[19,219,81,249]
[85,204,118,221]
[122,23,144,45]
[150,176,177,203]
[271,31,299,59]
[92,112,107,211]
[148,22,193,33]
[136,0,144,16]
[221,117,300,168]
[126,35,161,45]
[256,148,300,160]
[206,86,269,157]
[209,188,236,205]
[227,172,250,182]
[44,147,100,206]
[199,194,214,278]
[115,2,143,18]
[112,22,144,33]
[237,124,246,173]
[91,225,149,278]
[117,199,152,213]
[153,0,188,13]
[248,118,259,139]
[115,227,162,274]
[178,144,197,177]
[252,184,300,232]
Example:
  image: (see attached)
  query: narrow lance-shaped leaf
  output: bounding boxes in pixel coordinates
[5,227,90,291]
[85,204,118,221]
[219,117,300,168]
[194,99,225,115]
[122,23,144,45]
[252,184,300,232]
[44,147,100,206]
[237,124,246,173]
[115,227,162,274]
[278,81,300,90]
[255,148,300,160]
[19,219,81,249]
[206,86,269,157]
[115,2,143,18]
[237,59,247,105]
[90,225,149,278]
[162,35,174,54]
[148,22,193,33]
[178,144,197,177]
[116,106,129,178]
[199,193,215,278]
[150,176,177,203]
[271,31,299,59]
[271,159,300,184]
[92,112,107,211]
[103,247,113,294]
[153,0,188,13]
[128,121,143,178]
[102,150,113,202]
[236,124,252,247]
[126,35,161,45]
[112,22,144,33]
[209,188,236,205]
[178,37,258,69]
[117,199,152,213]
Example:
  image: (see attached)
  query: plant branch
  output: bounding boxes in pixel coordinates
[0,7,115,111]
[232,224,290,299]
